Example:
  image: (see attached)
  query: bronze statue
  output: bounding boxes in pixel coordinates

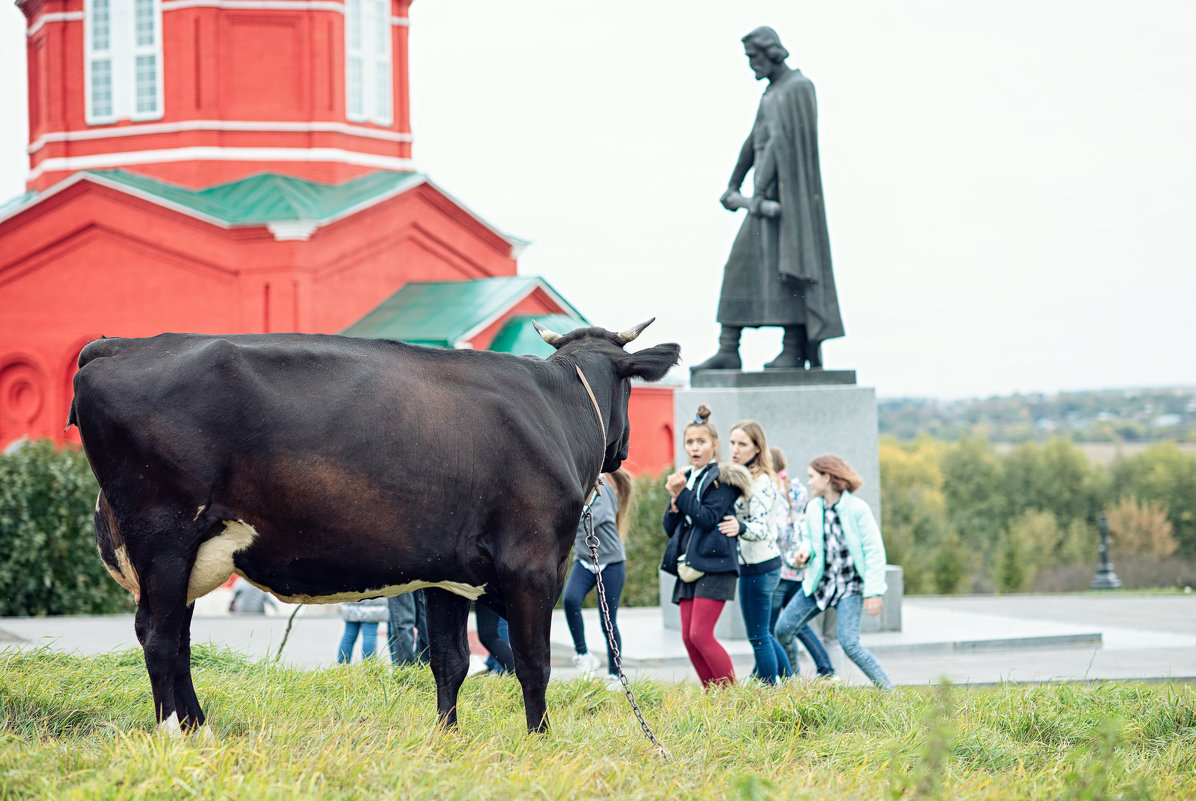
[694,26,844,371]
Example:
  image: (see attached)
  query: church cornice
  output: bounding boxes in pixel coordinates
[29,121,413,156]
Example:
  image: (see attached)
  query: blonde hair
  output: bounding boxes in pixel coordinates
[809,454,864,494]
[603,469,635,541]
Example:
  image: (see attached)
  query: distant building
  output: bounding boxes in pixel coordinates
[0,0,674,472]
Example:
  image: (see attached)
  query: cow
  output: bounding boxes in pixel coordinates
[69,320,680,734]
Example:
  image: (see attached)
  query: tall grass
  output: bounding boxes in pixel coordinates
[1,646,1194,800]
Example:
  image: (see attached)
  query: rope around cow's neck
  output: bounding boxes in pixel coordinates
[572,363,607,506]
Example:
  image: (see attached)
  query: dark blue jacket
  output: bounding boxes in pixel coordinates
[660,463,742,576]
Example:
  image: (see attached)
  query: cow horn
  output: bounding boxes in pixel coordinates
[533,320,564,346]
[615,318,655,345]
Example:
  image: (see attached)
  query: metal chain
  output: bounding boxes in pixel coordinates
[583,504,671,761]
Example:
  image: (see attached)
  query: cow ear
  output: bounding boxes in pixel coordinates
[616,343,680,381]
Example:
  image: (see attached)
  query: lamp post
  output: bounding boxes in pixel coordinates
[1090,512,1122,590]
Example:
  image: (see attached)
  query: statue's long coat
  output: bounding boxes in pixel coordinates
[716,68,845,345]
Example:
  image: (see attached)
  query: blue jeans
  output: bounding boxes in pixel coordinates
[387,590,428,666]
[775,591,891,689]
[562,560,625,676]
[738,567,792,684]
[477,603,513,673]
[337,621,379,663]
[770,578,834,677]
[484,618,510,673]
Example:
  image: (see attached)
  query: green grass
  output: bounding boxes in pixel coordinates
[1,646,1194,800]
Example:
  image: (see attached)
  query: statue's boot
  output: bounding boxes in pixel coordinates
[807,339,823,369]
[764,326,808,369]
[693,326,742,370]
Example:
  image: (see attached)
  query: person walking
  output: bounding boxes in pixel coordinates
[660,405,752,689]
[775,454,892,689]
[717,421,790,684]
[387,589,428,667]
[336,597,387,663]
[769,447,835,679]
[563,469,634,688]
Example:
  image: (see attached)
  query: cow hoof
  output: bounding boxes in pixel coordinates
[158,712,182,736]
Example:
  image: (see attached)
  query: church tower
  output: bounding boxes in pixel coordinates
[19,0,412,191]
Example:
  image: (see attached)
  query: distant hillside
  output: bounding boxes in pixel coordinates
[878,387,1196,443]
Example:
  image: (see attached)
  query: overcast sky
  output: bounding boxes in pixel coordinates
[2,1,1194,399]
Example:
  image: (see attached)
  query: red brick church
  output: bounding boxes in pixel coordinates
[0,0,675,472]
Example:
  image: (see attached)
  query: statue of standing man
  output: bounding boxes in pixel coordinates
[694,27,844,372]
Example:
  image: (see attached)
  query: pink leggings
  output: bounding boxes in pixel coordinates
[678,597,736,688]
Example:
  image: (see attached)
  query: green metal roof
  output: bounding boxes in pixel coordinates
[487,314,588,357]
[85,169,424,225]
[340,277,587,348]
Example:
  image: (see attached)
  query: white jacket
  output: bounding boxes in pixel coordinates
[733,471,782,567]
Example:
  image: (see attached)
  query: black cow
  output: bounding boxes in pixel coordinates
[69,320,679,734]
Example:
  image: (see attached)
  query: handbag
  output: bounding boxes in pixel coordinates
[676,554,705,583]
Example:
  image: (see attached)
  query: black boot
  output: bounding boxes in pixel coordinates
[807,338,823,369]
[764,326,807,369]
[693,326,742,371]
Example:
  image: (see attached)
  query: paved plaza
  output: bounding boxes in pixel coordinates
[2,592,1194,687]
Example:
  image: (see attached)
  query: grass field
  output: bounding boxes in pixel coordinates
[2,645,1194,800]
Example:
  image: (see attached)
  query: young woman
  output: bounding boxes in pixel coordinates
[717,421,790,684]
[769,447,835,679]
[660,405,751,689]
[774,454,892,689]
[563,469,634,688]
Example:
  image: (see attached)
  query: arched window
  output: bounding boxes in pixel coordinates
[345,0,392,125]
[85,0,164,124]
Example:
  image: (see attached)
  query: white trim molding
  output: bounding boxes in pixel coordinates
[26,11,85,36]
[27,146,415,181]
[28,120,413,155]
[159,0,407,23]
[267,220,320,241]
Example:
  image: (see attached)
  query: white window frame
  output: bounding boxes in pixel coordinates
[85,0,164,125]
[345,0,392,126]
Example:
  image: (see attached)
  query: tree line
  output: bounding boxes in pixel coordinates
[880,387,1196,443]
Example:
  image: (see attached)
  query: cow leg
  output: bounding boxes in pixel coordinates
[171,603,206,731]
[423,588,471,729]
[132,554,198,733]
[502,568,561,734]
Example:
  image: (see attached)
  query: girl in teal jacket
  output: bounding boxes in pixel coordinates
[773,454,892,689]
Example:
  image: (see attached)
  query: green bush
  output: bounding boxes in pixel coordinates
[0,440,131,616]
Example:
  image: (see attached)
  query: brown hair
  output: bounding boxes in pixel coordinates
[771,446,790,511]
[729,419,777,482]
[809,454,864,494]
[683,404,721,458]
[603,468,635,540]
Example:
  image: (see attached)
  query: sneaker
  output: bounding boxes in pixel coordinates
[604,674,624,692]
[571,651,601,677]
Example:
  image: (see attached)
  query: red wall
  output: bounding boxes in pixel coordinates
[623,386,677,477]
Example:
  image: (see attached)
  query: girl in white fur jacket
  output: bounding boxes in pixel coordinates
[717,420,791,684]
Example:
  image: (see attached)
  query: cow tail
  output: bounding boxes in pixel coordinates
[95,490,141,603]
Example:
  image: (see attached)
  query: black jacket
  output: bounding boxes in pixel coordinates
[660,463,743,576]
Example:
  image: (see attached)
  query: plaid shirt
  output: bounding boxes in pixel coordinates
[812,500,863,610]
